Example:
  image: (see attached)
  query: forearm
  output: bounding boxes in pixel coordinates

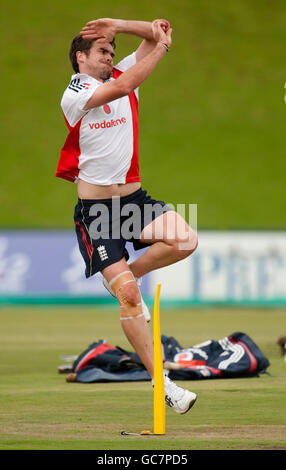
[80,18,170,46]
[116,42,167,92]
[114,20,154,41]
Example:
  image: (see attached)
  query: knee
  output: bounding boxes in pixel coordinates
[173,232,198,259]
[120,282,141,306]
[117,281,143,321]
[188,232,198,254]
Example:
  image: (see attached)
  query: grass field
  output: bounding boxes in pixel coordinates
[0,306,285,450]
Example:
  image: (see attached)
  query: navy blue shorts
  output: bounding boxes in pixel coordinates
[74,188,171,278]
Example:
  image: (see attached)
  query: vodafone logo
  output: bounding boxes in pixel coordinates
[88,117,127,130]
[103,104,111,114]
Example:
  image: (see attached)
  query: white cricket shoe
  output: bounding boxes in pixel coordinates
[164,375,197,414]
[102,276,151,322]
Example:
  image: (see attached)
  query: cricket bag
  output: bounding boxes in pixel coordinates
[64,332,269,383]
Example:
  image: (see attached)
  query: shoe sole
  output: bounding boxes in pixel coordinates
[179,395,197,415]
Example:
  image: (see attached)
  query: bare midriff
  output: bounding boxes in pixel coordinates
[77,178,141,200]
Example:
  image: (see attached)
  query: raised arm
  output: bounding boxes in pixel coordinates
[80,18,170,61]
[82,20,172,110]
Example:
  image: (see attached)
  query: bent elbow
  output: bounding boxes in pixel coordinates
[115,80,133,97]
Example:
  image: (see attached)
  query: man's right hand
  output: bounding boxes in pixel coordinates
[80,18,117,42]
[152,19,172,49]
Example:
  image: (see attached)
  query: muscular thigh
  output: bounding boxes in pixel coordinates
[140,210,196,248]
[101,258,130,284]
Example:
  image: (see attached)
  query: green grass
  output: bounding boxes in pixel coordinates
[1,0,286,229]
[0,306,285,450]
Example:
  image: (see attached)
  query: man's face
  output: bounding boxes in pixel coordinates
[77,40,115,81]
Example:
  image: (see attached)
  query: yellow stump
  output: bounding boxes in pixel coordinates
[153,284,166,435]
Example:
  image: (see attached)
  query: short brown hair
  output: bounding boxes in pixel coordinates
[69,34,116,73]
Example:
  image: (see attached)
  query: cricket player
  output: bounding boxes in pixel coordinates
[56,18,198,413]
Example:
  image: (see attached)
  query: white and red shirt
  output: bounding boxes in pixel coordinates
[56,52,140,185]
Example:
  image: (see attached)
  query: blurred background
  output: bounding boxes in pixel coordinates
[1,0,286,305]
[1,2,286,450]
